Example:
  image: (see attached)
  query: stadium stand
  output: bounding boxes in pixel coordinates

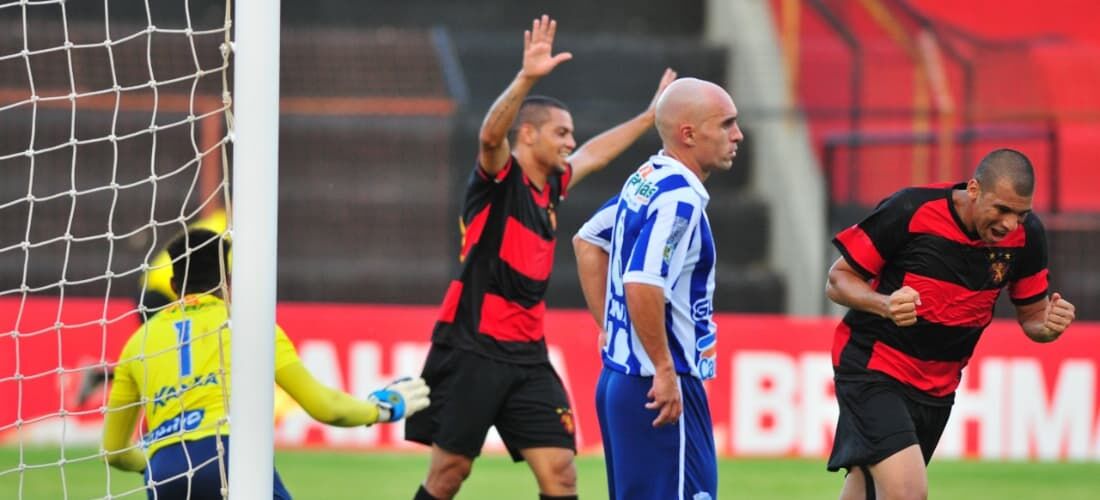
[1,1,789,313]
[778,0,1100,319]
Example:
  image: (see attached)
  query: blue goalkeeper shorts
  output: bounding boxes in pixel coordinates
[596,366,717,500]
[146,435,292,500]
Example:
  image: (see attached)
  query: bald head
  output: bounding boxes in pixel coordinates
[655,78,733,144]
[652,78,741,177]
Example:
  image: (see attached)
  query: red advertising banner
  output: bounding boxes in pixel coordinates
[2,297,1098,460]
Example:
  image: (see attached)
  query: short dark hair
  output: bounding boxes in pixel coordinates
[168,228,229,295]
[974,148,1035,196]
[509,95,569,141]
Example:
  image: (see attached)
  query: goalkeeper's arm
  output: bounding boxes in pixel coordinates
[275,362,429,426]
[101,396,149,473]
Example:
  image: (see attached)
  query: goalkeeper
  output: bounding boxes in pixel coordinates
[139,209,229,322]
[77,210,230,407]
[101,228,430,500]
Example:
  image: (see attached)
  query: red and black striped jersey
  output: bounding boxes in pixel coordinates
[832,182,1048,404]
[432,155,572,364]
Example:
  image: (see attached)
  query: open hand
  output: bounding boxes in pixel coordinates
[521,15,573,79]
[645,68,678,114]
[369,377,430,423]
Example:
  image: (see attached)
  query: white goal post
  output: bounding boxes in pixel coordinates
[228,0,280,497]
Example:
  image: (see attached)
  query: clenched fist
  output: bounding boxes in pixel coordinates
[886,286,922,327]
[1042,292,1076,339]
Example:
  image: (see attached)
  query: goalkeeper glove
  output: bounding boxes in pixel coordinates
[368,377,430,423]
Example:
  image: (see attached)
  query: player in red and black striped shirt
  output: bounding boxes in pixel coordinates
[406,15,676,500]
[825,149,1077,500]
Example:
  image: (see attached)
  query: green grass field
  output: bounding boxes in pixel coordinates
[2,446,1099,499]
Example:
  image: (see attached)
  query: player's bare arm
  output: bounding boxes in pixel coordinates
[567,68,677,189]
[827,257,921,326]
[573,235,610,347]
[1016,292,1076,343]
[478,15,573,176]
[824,258,883,318]
[624,282,681,427]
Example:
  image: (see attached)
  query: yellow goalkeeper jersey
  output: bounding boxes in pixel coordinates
[110,293,301,456]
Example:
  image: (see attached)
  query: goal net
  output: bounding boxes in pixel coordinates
[0,0,237,497]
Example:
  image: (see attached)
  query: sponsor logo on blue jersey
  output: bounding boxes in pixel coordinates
[691,297,713,321]
[624,169,659,210]
[143,409,205,446]
[152,372,219,409]
[696,332,717,380]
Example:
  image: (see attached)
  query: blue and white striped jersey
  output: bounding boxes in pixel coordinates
[588,152,717,380]
[575,195,618,253]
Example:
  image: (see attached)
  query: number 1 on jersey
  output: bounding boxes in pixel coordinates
[173,319,193,377]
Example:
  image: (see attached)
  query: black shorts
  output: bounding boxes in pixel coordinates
[827,379,952,472]
[404,343,576,462]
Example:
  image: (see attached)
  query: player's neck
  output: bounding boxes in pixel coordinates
[951,188,977,233]
[513,148,551,190]
[661,147,708,182]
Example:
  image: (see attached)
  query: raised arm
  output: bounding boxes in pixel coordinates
[1015,292,1075,343]
[567,68,676,189]
[479,15,573,176]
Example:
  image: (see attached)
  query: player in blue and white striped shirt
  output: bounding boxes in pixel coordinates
[575,78,742,500]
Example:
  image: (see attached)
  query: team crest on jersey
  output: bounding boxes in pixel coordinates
[987,251,1012,286]
[556,407,575,434]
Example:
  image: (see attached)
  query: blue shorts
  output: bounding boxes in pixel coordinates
[146,435,292,500]
[596,367,717,500]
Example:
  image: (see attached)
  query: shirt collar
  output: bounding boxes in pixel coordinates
[650,150,710,202]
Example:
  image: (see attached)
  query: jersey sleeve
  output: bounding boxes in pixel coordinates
[576,196,619,252]
[1009,214,1049,305]
[622,186,700,289]
[832,188,916,279]
[473,155,514,186]
[273,325,303,372]
[108,334,142,404]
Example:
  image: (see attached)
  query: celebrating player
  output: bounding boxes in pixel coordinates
[826,149,1076,500]
[404,14,676,500]
[102,229,430,500]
